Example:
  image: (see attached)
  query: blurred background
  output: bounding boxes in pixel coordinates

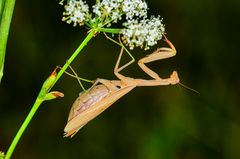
[1,0,240,158]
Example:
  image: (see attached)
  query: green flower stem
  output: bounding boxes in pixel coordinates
[0,0,16,83]
[5,29,96,159]
[52,29,96,87]
[5,99,43,159]
[98,28,121,34]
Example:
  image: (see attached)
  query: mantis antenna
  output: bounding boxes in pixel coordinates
[178,82,200,95]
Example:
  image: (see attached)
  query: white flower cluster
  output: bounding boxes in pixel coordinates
[92,0,123,26]
[62,0,89,26]
[122,0,148,19]
[121,16,165,50]
[92,0,148,26]
[61,0,165,50]
[62,0,148,27]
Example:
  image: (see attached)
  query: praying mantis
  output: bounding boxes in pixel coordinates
[64,35,180,137]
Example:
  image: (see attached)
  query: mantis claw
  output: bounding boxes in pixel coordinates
[170,71,180,85]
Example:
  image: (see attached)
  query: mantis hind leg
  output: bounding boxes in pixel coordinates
[91,78,121,91]
[138,35,177,80]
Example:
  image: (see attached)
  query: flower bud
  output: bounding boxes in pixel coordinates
[44,91,64,101]
[41,67,57,93]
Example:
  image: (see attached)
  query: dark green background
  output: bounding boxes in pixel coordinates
[1,0,240,158]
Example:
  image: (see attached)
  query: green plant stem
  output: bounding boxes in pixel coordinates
[98,28,121,34]
[0,0,16,83]
[5,29,96,159]
[52,29,96,87]
[4,99,43,159]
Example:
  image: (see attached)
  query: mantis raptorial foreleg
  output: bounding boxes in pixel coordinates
[112,35,179,85]
[138,35,177,80]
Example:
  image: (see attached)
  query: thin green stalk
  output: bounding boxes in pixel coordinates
[4,99,43,159]
[98,28,121,34]
[5,29,96,159]
[52,29,96,87]
[0,0,16,83]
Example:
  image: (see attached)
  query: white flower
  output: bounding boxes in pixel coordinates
[61,0,166,50]
[92,0,123,26]
[92,0,148,27]
[121,16,165,50]
[62,0,89,26]
[122,0,148,19]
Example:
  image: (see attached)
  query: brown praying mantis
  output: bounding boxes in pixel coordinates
[64,35,180,137]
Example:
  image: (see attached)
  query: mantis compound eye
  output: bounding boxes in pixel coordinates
[116,85,121,89]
